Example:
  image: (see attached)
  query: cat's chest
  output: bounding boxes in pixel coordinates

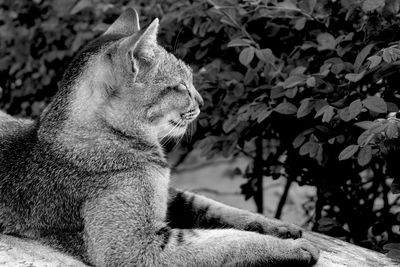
[148,167,170,221]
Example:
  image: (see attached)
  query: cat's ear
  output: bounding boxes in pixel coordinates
[103,8,140,36]
[120,18,159,60]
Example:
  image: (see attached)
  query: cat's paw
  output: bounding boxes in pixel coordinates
[291,239,320,266]
[275,223,303,239]
[244,217,303,239]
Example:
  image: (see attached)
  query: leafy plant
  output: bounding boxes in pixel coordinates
[158,0,400,252]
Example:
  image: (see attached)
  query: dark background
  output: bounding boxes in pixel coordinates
[2,0,400,259]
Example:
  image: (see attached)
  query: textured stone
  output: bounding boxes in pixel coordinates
[1,232,399,266]
[0,234,87,267]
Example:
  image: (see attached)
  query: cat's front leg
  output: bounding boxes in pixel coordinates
[168,188,303,239]
[242,213,303,238]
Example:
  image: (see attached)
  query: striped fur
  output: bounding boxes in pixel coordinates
[0,9,319,266]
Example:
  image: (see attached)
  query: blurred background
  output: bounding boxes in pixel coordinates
[2,0,400,259]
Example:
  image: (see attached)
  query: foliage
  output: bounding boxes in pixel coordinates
[3,0,400,257]
[158,0,400,256]
[0,0,163,116]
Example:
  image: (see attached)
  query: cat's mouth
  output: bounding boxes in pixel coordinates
[169,120,186,128]
[168,108,200,128]
[180,109,199,121]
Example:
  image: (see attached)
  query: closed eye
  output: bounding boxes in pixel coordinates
[176,83,188,91]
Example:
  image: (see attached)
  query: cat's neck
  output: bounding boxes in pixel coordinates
[37,98,166,173]
[36,121,167,173]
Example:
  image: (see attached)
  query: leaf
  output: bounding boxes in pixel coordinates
[306,76,316,87]
[257,109,272,123]
[317,63,332,76]
[386,121,398,139]
[70,0,92,15]
[345,71,365,82]
[294,17,307,30]
[322,106,335,123]
[220,17,237,28]
[52,0,76,16]
[293,134,306,148]
[354,121,375,129]
[277,0,298,9]
[387,102,399,112]
[271,87,285,99]
[391,179,400,194]
[331,63,346,74]
[370,122,388,134]
[348,99,362,119]
[299,0,317,13]
[274,102,297,115]
[362,0,385,12]
[222,116,239,133]
[354,44,374,72]
[299,141,319,156]
[383,49,393,63]
[362,96,387,113]
[297,98,314,118]
[357,146,372,166]
[315,144,324,164]
[285,87,298,98]
[239,47,255,66]
[255,48,274,62]
[283,75,306,89]
[315,105,329,117]
[383,243,400,250]
[367,55,382,69]
[316,105,335,123]
[338,145,359,160]
[386,0,400,14]
[314,99,329,112]
[290,66,307,76]
[317,33,336,51]
[227,38,252,47]
[357,130,374,146]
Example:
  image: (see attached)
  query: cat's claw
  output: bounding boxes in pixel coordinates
[292,239,320,266]
[277,224,302,239]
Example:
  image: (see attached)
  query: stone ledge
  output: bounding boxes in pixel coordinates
[0,234,87,267]
[1,232,399,266]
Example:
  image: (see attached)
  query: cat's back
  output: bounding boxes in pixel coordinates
[0,111,37,184]
[0,111,35,139]
[0,111,35,150]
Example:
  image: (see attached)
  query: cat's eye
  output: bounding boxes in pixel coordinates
[176,83,187,91]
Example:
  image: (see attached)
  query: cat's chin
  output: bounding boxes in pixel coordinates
[156,123,188,140]
[167,125,187,138]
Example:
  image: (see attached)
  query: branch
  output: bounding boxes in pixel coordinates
[274,179,292,219]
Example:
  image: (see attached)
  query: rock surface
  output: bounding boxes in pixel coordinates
[306,231,400,267]
[1,232,399,266]
[0,234,87,267]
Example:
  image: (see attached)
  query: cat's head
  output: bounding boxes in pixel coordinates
[54,9,203,141]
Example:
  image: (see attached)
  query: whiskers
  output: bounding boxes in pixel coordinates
[184,120,195,144]
[159,119,184,146]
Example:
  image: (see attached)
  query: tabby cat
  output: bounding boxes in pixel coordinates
[0,9,319,266]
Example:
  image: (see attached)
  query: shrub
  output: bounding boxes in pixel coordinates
[159,0,400,256]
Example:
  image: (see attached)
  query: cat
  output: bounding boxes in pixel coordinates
[0,8,319,266]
